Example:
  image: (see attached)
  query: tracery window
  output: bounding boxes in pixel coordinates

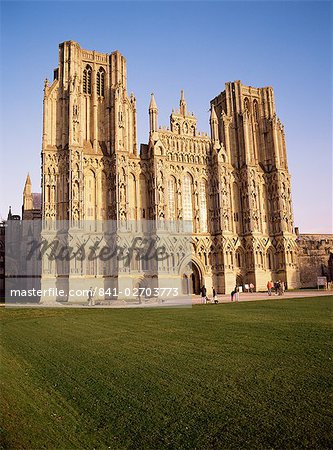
[168,178,176,220]
[83,65,92,94]
[199,180,208,232]
[182,174,193,221]
[253,100,259,122]
[97,68,105,97]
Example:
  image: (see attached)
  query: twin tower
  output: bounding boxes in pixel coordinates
[41,41,300,295]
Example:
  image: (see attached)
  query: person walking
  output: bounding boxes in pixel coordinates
[280,281,285,296]
[88,287,94,306]
[267,280,273,296]
[277,280,282,296]
[213,288,218,304]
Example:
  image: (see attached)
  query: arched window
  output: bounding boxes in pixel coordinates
[97,68,105,97]
[236,251,242,268]
[182,174,193,220]
[139,174,147,219]
[83,65,92,94]
[267,251,274,270]
[128,173,136,220]
[84,169,96,219]
[199,180,208,232]
[167,177,176,220]
[253,100,259,122]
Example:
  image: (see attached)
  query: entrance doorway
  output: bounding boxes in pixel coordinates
[181,261,202,295]
[191,262,201,294]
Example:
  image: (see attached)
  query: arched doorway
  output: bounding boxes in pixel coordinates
[191,263,201,294]
[181,260,202,295]
[236,273,243,288]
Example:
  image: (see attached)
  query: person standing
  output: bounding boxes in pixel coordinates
[213,288,218,304]
[201,285,207,304]
[234,285,240,302]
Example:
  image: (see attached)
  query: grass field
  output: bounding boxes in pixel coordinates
[1,296,332,449]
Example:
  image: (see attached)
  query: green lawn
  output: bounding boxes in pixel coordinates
[1,297,332,449]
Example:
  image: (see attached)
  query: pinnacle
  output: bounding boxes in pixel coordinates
[149,93,157,110]
[210,104,218,121]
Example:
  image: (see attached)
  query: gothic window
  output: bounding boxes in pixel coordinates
[84,169,96,219]
[168,177,176,221]
[236,251,242,268]
[86,253,96,275]
[199,180,208,232]
[253,100,259,122]
[244,97,250,112]
[83,65,92,94]
[182,174,193,221]
[97,68,105,97]
[128,173,136,220]
[140,174,147,219]
[267,251,273,270]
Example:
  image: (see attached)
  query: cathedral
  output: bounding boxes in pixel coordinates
[40,40,300,299]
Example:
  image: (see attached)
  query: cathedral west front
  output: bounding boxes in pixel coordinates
[40,41,300,299]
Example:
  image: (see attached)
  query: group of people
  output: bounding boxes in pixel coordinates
[200,286,219,304]
[200,280,287,304]
[267,280,285,296]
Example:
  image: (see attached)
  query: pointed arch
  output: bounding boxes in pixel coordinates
[97,67,105,97]
[83,65,92,94]
[167,176,177,221]
[199,179,208,232]
[182,173,193,221]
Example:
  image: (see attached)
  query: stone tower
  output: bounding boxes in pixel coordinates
[22,173,42,220]
[210,81,299,290]
[23,174,33,212]
[42,41,138,223]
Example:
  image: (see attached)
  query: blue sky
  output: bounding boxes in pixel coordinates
[0,1,332,233]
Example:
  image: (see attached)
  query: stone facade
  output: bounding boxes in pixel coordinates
[40,41,301,297]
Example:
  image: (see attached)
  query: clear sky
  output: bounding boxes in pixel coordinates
[0,1,332,233]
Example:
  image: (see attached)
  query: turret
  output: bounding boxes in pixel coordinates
[149,93,158,133]
[179,90,187,116]
[23,173,33,211]
[210,104,219,142]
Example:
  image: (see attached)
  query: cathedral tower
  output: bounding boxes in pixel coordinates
[42,41,138,223]
[211,81,299,289]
